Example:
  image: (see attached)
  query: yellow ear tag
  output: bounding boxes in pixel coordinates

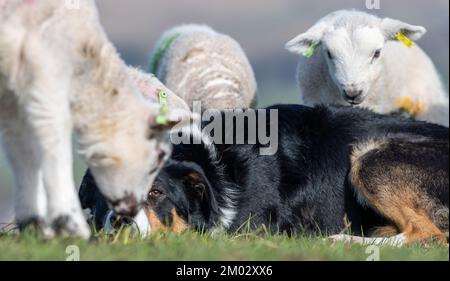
[395,96,424,118]
[396,32,414,48]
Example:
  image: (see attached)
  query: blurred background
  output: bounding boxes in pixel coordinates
[0,0,448,224]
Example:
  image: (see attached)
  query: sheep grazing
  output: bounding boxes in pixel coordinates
[150,24,257,110]
[286,10,449,126]
[0,0,187,238]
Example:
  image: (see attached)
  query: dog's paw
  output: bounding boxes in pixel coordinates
[49,212,91,239]
[328,233,406,247]
[328,234,361,244]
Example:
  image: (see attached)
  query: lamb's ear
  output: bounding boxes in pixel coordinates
[130,67,190,110]
[381,18,426,41]
[129,67,192,130]
[285,22,328,54]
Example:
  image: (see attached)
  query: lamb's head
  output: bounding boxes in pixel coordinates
[84,115,166,218]
[286,10,426,105]
[81,73,191,217]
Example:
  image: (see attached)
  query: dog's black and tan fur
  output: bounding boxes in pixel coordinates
[80,105,449,244]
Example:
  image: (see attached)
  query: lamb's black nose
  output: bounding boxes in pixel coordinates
[343,90,363,104]
[110,195,139,217]
[343,90,362,99]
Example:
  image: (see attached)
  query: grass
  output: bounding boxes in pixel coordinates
[0,226,448,261]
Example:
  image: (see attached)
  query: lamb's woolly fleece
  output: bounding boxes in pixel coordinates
[151,24,257,110]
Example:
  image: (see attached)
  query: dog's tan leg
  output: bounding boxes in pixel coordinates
[350,138,448,245]
[395,207,446,244]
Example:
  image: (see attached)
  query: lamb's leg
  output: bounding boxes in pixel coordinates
[39,117,89,238]
[0,96,47,230]
[2,125,47,229]
[24,91,90,239]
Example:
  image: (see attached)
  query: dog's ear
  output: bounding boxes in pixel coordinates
[183,172,208,200]
[181,168,220,229]
[170,162,221,229]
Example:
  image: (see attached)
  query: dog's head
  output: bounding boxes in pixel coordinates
[80,159,220,237]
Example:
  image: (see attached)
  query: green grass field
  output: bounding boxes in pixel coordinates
[0,228,448,261]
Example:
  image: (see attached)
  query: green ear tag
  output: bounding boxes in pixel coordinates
[303,42,319,58]
[156,90,168,125]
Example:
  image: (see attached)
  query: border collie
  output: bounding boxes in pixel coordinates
[80,104,449,245]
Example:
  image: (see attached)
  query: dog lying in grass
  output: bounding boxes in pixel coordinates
[80,104,448,246]
[0,0,188,238]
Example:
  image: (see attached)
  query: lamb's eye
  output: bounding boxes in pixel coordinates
[327,50,333,60]
[373,49,381,59]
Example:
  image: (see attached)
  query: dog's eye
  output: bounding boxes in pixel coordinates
[148,181,163,199]
[149,189,163,198]
[373,49,381,59]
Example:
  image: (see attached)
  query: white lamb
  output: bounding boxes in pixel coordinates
[286,10,449,126]
[151,24,257,110]
[0,0,187,238]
